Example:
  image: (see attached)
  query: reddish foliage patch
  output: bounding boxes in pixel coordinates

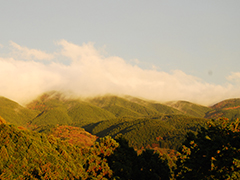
[50,125,98,147]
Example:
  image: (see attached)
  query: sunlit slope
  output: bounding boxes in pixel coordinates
[0,96,38,126]
[0,123,99,179]
[83,114,207,150]
[31,124,98,147]
[67,100,116,124]
[27,92,116,126]
[205,98,240,120]
[165,100,212,118]
[124,96,184,115]
[87,95,183,118]
[87,95,159,117]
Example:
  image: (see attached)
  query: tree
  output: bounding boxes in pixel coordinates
[135,149,171,180]
[107,136,138,180]
[175,118,240,180]
[107,136,171,180]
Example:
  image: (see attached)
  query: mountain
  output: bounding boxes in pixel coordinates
[0,96,38,126]
[165,100,212,118]
[83,114,207,150]
[87,95,161,118]
[211,98,240,109]
[1,91,240,151]
[27,93,184,127]
[87,95,184,118]
[205,98,240,120]
[124,95,184,115]
[27,91,116,126]
[23,92,210,149]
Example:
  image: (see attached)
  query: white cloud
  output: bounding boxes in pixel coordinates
[0,40,239,105]
[227,72,240,83]
[0,44,3,48]
[10,41,54,60]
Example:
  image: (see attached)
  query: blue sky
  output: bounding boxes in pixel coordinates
[0,1,240,105]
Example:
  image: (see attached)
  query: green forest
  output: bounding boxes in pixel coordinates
[1,91,240,179]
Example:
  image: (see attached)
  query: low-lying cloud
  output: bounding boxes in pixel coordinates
[0,40,239,106]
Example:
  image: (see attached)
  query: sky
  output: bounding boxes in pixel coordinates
[0,0,240,105]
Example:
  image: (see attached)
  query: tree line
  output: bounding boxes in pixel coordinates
[1,117,240,179]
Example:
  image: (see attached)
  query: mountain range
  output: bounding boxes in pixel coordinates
[1,91,240,149]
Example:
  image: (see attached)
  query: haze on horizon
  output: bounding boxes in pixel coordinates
[0,1,240,106]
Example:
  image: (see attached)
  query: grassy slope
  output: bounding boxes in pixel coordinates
[124,96,184,115]
[165,100,212,118]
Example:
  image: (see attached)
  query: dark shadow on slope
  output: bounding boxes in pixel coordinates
[94,121,140,138]
[82,121,104,134]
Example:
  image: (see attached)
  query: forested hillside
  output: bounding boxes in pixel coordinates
[1,92,240,179]
[22,92,210,150]
[0,123,119,179]
[1,91,240,151]
[0,97,38,126]
[205,98,240,120]
[1,116,240,179]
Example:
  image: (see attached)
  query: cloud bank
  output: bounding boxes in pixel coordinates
[0,40,239,106]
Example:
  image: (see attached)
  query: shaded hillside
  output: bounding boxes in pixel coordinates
[205,98,240,120]
[165,100,211,118]
[83,114,208,150]
[0,97,38,126]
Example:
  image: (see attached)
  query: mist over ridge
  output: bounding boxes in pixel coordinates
[0,40,239,106]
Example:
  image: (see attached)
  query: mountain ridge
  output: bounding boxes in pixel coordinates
[1,91,240,150]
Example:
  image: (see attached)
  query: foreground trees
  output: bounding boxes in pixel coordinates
[107,136,171,180]
[1,117,240,179]
[175,118,240,179]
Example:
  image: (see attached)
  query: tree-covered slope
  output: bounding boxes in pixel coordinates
[27,92,116,126]
[0,123,173,179]
[0,123,121,179]
[211,98,240,109]
[0,97,38,126]
[87,95,183,118]
[83,114,208,150]
[0,123,85,179]
[32,124,98,147]
[205,98,240,120]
